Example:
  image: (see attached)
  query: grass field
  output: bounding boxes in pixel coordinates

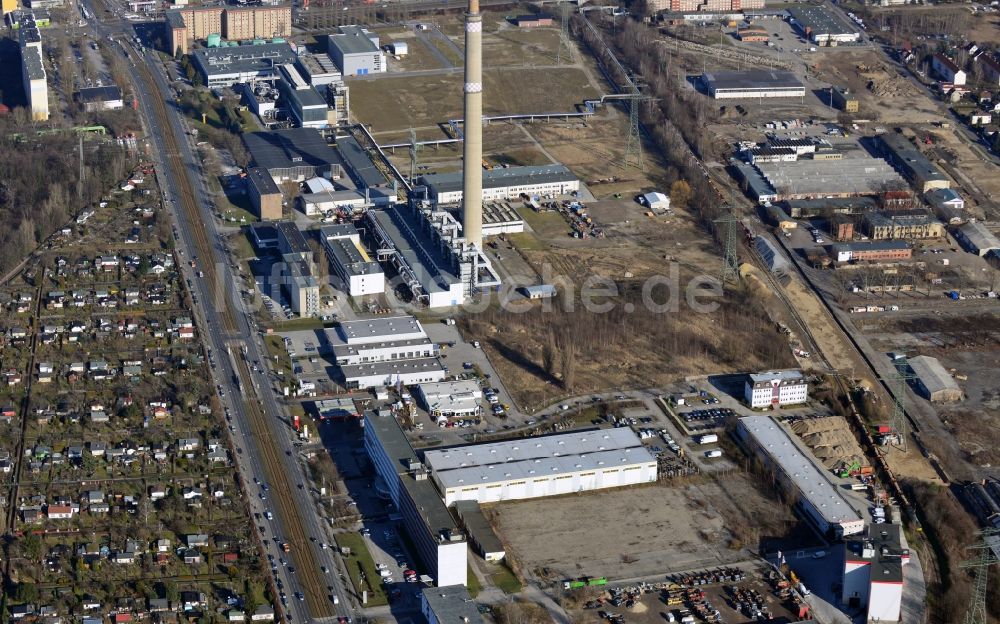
[349,67,598,132]
[335,532,389,607]
[269,317,324,332]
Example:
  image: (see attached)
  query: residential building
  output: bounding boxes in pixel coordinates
[424,428,658,506]
[19,17,48,121]
[744,370,808,408]
[283,258,319,318]
[327,25,385,76]
[931,53,966,86]
[736,416,865,538]
[165,5,291,56]
[975,54,1000,87]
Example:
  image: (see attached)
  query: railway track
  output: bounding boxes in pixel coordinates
[234,357,333,617]
[131,58,238,335]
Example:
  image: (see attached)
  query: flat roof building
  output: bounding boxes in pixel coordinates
[830,240,912,263]
[190,42,297,88]
[877,133,951,193]
[364,411,467,587]
[320,224,384,296]
[863,210,944,241]
[300,188,393,216]
[419,165,580,204]
[277,64,330,129]
[453,500,505,562]
[247,167,283,220]
[736,416,865,538]
[338,315,426,345]
[415,380,483,420]
[421,586,485,624]
[164,5,291,56]
[907,355,963,403]
[244,128,344,182]
[842,524,909,623]
[700,70,805,99]
[336,136,388,188]
[423,429,658,506]
[327,25,385,76]
[787,5,859,45]
[754,157,906,201]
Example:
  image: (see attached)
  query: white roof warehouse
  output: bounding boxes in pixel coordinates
[423,428,657,505]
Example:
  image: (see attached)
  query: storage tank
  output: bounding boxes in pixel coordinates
[207,33,222,47]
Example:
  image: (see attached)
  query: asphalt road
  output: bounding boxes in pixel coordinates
[77,0,358,620]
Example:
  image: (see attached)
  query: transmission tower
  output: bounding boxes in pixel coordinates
[715,212,740,285]
[408,127,421,183]
[887,355,915,453]
[961,528,1000,624]
[556,2,571,65]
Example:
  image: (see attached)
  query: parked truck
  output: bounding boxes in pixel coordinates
[696,434,718,445]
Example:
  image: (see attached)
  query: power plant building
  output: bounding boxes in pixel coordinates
[423,429,658,506]
[736,416,865,538]
[276,64,331,129]
[327,26,385,76]
[243,128,344,182]
[191,42,298,88]
[320,224,385,296]
[364,410,468,587]
[700,70,805,99]
[418,165,580,204]
[842,525,909,623]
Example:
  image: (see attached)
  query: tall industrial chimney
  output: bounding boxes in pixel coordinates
[461,0,484,249]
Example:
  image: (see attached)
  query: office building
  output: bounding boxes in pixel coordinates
[364,411,467,587]
[842,525,909,623]
[415,380,483,421]
[700,70,805,99]
[418,165,580,204]
[247,167,283,220]
[736,416,865,538]
[327,315,445,388]
[423,429,658,506]
[744,370,808,409]
[421,586,485,624]
[327,25,385,76]
[284,258,320,318]
[320,224,384,296]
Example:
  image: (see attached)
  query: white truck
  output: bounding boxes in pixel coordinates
[696,434,719,445]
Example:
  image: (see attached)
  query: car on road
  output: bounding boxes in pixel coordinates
[321,566,328,573]
[295,591,304,601]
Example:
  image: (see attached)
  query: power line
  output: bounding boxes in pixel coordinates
[715,212,740,285]
[961,528,999,624]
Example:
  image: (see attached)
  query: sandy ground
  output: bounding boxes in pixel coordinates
[489,482,750,583]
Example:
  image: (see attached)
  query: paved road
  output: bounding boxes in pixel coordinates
[77,0,357,620]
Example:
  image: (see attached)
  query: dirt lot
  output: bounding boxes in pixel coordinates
[489,482,747,583]
[349,67,600,132]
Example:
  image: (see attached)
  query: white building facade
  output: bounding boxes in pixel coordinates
[320,224,385,296]
[744,370,809,408]
[424,429,658,506]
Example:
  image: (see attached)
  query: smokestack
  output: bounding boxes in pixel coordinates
[461,0,483,249]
